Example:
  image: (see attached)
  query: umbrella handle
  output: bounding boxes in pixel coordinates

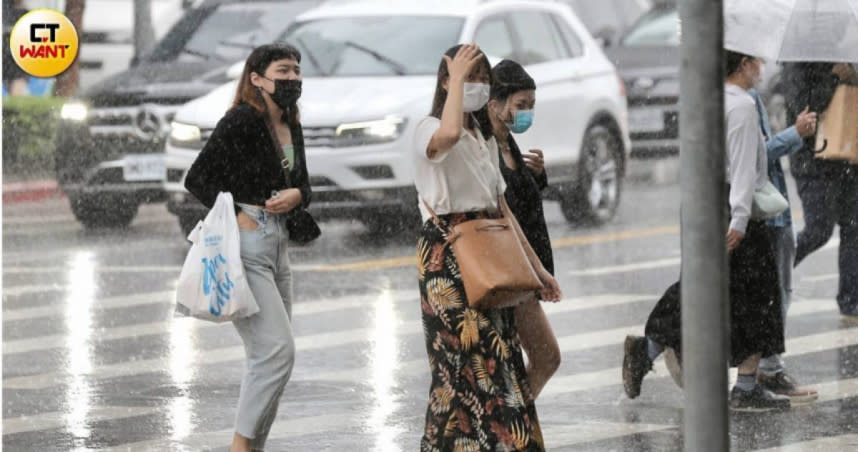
[812,138,828,154]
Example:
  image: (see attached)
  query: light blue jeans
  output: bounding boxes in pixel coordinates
[233,203,295,449]
[759,225,795,377]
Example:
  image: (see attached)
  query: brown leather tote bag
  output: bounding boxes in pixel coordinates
[423,198,544,310]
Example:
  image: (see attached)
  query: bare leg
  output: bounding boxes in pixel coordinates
[737,353,762,377]
[515,299,561,400]
[231,432,252,452]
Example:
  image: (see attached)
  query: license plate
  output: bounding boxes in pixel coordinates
[628,108,665,133]
[123,155,166,182]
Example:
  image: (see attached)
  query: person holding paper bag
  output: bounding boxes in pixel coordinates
[783,61,858,320]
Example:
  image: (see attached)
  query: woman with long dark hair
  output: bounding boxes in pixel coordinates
[184,43,311,452]
[414,44,562,451]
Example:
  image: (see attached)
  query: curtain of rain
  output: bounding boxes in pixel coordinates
[678,0,729,451]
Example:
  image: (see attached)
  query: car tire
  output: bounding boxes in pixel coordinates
[69,195,138,229]
[560,124,623,225]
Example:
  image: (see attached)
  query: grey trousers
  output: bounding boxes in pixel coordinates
[233,204,296,449]
[759,225,795,376]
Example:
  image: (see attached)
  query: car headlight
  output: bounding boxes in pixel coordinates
[170,121,202,146]
[334,116,406,147]
[60,102,88,121]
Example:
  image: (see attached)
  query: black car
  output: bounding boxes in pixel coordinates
[605,1,680,158]
[55,0,318,228]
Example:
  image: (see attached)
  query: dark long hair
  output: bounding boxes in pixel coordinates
[232,43,302,127]
[429,44,494,140]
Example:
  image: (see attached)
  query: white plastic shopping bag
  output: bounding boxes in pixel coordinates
[175,192,259,322]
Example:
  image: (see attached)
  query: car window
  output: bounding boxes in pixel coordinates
[280,16,464,77]
[621,8,680,47]
[550,13,584,57]
[509,11,567,64]
[474,15,516,61]
[148,1,315,63]
[566,0,651,34]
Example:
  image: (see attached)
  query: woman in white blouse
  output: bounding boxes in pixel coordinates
[413,44,561,451]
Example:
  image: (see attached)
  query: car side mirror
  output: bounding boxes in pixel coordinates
[594,27,616,48]
[227,61,244,80]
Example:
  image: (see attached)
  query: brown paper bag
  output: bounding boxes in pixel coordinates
[815,84,858,164]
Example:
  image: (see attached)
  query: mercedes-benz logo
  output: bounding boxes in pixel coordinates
[136,110,161,139]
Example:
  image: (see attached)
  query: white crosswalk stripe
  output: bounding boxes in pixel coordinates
[754,433,858,451]
[1,293,654,355]
[3,284,855,450]
[2,406,162,436]
[2,293,653,387]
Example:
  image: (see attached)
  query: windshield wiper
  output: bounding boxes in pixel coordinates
[341,40,406,75]
[217,39,255,49]
[182,48,228,62]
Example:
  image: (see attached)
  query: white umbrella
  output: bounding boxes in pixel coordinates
[725,0,858,62]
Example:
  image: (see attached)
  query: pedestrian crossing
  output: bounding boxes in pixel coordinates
[3,280,857,450]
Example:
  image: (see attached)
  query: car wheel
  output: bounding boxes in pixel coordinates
[560,124,623,225]
[766,91,788,134]
[69,195,138,229]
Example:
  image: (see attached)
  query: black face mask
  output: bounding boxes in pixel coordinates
[262,78,302,110]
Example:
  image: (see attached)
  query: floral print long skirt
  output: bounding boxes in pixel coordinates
[418,212,544,452]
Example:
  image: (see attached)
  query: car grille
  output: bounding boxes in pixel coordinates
[87,105,178,146]
[88,167,125,185]
[627,96,678,107]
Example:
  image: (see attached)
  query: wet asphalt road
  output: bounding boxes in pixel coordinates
[3,160,857,451]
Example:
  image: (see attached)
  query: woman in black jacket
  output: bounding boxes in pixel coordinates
[184,43,311,452]
[487,60,561,399]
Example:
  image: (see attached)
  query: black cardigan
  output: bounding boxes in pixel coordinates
[500,135,554,275]
[185,103,311,210]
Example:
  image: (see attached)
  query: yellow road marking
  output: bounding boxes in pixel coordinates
[311,224,680,273]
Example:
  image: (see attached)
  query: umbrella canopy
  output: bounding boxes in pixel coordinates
[725,0,858,62]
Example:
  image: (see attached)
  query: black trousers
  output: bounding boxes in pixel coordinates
[645,220,785,366]
[794,170,858,314]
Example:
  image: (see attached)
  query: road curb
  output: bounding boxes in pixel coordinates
[2,180,64,204]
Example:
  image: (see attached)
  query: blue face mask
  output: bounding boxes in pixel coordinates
[508,109,534,134]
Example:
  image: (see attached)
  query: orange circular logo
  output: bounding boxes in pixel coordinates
[9,9,79,78]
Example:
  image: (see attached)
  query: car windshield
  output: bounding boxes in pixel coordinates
[279,16,464,77]
[621,8,680,47]
[148,1,314,63]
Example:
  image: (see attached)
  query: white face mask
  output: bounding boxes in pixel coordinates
[462,82,490,112]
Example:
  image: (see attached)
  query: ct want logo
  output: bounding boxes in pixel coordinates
[9,9,79,78]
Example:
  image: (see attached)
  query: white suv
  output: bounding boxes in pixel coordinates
[164,0,630,235]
